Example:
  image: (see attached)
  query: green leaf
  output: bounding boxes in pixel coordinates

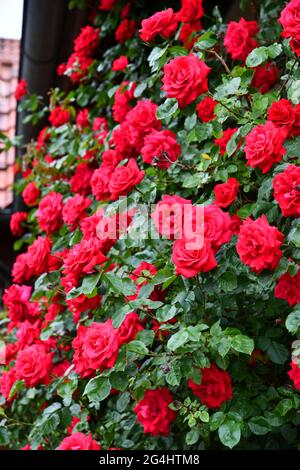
[195,32,217,50]
[276,399,293,417]
[81,273,101,296]
[231,335,254,355]
[248,416,271,435]
[218,420,241,449]
[210,411,226,431]
[237,203,256,219]
[246,47,268,67]
[83,376,111,403]
[286,309,300,334]
[167,330,189,351]
[219,272,237,292]
[288,79,300,104]
[0,427,9,446]
[186,428,200,445]
[127,340,149,356]
[156,98,178,120]
[214,77,241,100]
[109,372,129,392]
[288,226,300,248]
[267,341,289,365]
[104,272,136,296]
[156,305,177,323]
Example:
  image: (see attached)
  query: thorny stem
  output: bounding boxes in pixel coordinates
[279,59,298,94]
[210,49,231,74]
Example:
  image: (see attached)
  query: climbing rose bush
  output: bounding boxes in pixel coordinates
[0,0,300,450]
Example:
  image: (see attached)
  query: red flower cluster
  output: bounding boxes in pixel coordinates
[273,164,300,217]
[15,79,27,101]
[10,212,28,237]
[49,106,70,128]
[275,269,300,306]
[197,96,217,122]
[58,432,100,450]
[267,98,300,138]
[139,8,178,42]
[37,192,63,234]
[214,178,239,208]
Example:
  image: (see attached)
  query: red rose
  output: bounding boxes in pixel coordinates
[279,0,300,56]
[91,165,113,201]
[177,0,204,23]
[244,122,286,174]
[27,236,52,277]
[275,269,300,306]
[74,26,99,57]
[204,205,233,250]
[291,104,300,137]
[109,159,145,200]
[139,9,178,42]
[76,109,89,130]
[214,128,238,156]
[112,55,128,71]
[62,194,91,230]
[98,0,115,11]
[288,360,300,390]
[152,194,192,239]
[112,122,138,158]
[141,129,181,168]
[62,238,108,291]
[72,320,119,378]
[179,20,202,50]
[236,215,284,273]
[117,312,143,346]
[10,212,27,236]
[81,212,104,240]
[70,163,93,196]
[16,320,40,349]
[188,363,232,408]
[134,388,177,436]
[0,368,16,400]
[224,18,259,61]
[15,344,53,387]
[273,164,300,217]
[251,62,279,94]
[115,19,135,43]
[162,54,211,108]
[113,82,136,122]
[15,79,27,101]
[172,237,217,278]
[65,53,93,83]
[197,96,217,122]
[3,284,36,323]
[22,182,40,207]
[36,127,50,151]
[37,191,63,234]
[67,293,101,324]
[58,432,100,450]
[214,178,239,208]
[230,214,242,235]
[126,99,162,151]
[267,99,295,133]
[93,116,108,144]
[49,106,70,127]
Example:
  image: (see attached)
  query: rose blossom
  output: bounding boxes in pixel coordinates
[15,344,53,387]
[112,55,128,71]
[162,54,210,108]
[267,99,295,132]
[251,62,279,94]
[197,96,217,122]
[15,79,27,100]
[37,191,63,234]
[273,164,300,217]
[139,9,178,42]
[70,163,93,196]
[74,26,99,57]
[112,81,136,122]
[214,178,239,208]
[274,269,300,306]
[76,109,89,130]
[109,158,145,200]
[188,363,232,408]
[177,0,204,22]
[151,194,192,239]
[134,388,177,436]
[236,215,284,273]
[224,18,259,61]
[10,212,27,237]
[58,432,100,450]
[244,122,286,173]
[115,19,135,43]
[49,106,70,127]
[179,20,202,49]
[288,360,300,390]
[62,194,91,230]
[172,237,217,278]
[279,0,300,56]
[141,129,181,168]
[117,312,143,346]
[22,182,40,207]
[72,320,119,378]
[214,128,238,156]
